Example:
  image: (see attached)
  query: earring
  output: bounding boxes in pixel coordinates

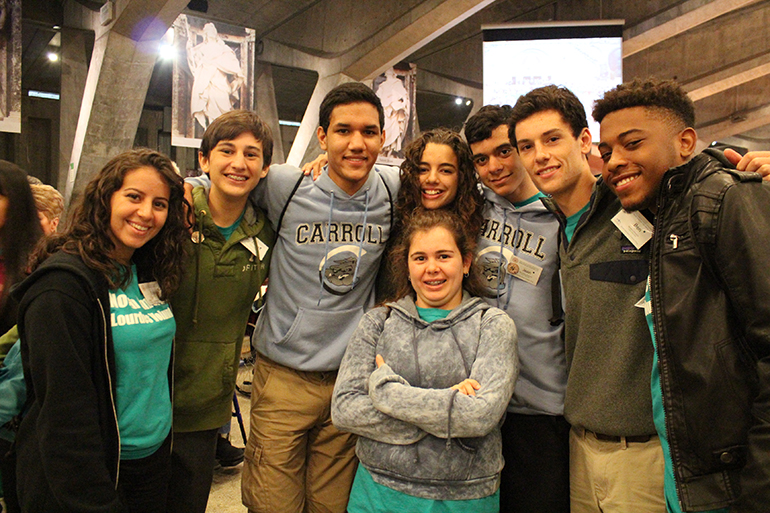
[463,272,469,277]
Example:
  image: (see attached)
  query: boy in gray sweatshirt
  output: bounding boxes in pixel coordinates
[190,83,399,513]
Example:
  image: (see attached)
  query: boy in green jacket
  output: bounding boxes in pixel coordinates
[168,110,275,513]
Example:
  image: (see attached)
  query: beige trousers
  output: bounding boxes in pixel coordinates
[242,355,358,513]
[569,426,666,513]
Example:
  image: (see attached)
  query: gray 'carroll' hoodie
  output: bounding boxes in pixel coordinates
[187,163,400,371]
[332,293,518,501]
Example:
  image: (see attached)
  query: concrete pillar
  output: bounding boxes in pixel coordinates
[65,32,158,206]
[287,73,353,168]
[58,27,90,194]
[64,0,188,207]
[255,62,285,164]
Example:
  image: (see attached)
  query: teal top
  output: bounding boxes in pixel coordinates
[644,278,727,513]
[215,209,246,240]
[347,464,499,513]
[416,306,451,323]
[564,202,590,243]
[513,191,546,209]
[347,305,499,513]
[110,264,175,460]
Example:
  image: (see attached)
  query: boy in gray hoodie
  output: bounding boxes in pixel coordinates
[189,83,399,513]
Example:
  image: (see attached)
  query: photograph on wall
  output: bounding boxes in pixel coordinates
[0,0,21,134]
[372,63,416,165]
[171,14,255,148]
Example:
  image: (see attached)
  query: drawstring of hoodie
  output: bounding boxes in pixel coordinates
[502,215,523,311]
[495,209,508,310]
[317,189,371,306]
[318,191,335,306]
[351,190,370,291]
[495,207,521,311]
[192,205,205,325]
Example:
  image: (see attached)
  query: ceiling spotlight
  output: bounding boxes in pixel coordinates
[158,43,176,60]
[455,97,462,105]
[47,52,58,62]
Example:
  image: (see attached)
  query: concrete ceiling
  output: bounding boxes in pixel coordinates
[24,0,770,150]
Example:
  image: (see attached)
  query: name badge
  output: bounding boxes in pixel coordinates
[138,281,164,307]
[506,256,543,286]
[241,237,269,260]
[611,209,653,249]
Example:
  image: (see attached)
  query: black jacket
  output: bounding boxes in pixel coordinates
[649,150,770,512]
[13,251,126,513]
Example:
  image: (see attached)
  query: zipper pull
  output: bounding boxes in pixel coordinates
[669,234,679,249]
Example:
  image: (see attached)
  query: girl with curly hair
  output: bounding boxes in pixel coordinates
[333,208,517,512]
[374,127,483,301]
[395,127,483,237]
[13,148,188,513]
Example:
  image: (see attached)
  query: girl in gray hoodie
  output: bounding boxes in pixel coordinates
[332,208,518,512]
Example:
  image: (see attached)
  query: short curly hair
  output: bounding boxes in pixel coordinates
[592,78,695,129]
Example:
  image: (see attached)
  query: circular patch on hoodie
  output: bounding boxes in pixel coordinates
[318,245,368,295]
[476,246,515,297]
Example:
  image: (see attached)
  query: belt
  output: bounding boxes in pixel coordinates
[587,429,652,444]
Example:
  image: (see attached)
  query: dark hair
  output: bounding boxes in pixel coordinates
[509,85,588,145]
[592,78,695,129]
[464,105,513,146]
[0,161,43,307]
[199,109,274,167]
[390,208,484,302]
[318,82,384,133]
[31,149,188,299]
[396,127,483,238]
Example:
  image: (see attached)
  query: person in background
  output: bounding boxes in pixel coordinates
[0,162,41,335]
[29,183,64,236]
[333,208,517,513]
[13,149,188,513]
[0,180,62,513]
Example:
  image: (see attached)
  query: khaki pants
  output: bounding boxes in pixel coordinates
[570,426,665,512]
[242,355,357,513]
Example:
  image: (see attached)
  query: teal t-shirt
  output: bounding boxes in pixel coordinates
[110,264,175,460]
[215,209,246,241]
[564,202,590,243]
[348,305,499,512]
[643,278,728,513]
[347,465,499,513]
[513,191,546,209]
[416,306,451,323]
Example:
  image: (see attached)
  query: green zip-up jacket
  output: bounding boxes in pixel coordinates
[171,186,274,432]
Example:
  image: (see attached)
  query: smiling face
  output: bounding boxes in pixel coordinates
[408,225,471,310]
[109,166,170,265]
[200,131,268,204]
[417,143,459,210]
[470,124,534,203]
[598,106,696,212]
[317,101,384,195]
[514,109,593,205]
